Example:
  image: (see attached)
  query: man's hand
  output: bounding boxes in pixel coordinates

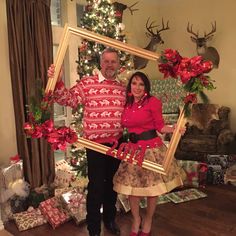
[47,64,63,81]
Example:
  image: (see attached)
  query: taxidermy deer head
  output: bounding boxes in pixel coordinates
[187,21,220,68]
[133,18,170,70]
[113,1,139,22]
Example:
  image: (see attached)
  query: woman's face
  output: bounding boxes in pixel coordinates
[130,76,145,102]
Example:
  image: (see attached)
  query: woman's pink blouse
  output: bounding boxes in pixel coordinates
[121,96,165,147]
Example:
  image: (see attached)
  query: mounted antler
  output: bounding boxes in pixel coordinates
[127,1,139,15]
[204,21,216,40]
[113,1,139,22]
[187,21,220,68]
[146,17,170,39]
[133,18,170,70]
[187,22,199,39]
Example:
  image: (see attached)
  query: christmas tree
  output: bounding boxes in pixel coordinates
[69,104,88,178]
[77,0,132,77]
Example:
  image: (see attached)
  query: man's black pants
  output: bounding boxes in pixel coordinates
[86,145,121,235]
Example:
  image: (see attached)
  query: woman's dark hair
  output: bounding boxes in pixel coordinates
[125,71,151,107]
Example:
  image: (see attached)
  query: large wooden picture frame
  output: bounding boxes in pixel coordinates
[46,24,186,175]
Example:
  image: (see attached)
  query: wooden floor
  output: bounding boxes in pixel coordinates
[4,185,236,236]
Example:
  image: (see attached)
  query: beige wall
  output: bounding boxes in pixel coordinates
[120,0,236,132]
[0,0,17,165]
[0,0,236,162]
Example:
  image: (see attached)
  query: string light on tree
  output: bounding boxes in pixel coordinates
[77,0,132,77]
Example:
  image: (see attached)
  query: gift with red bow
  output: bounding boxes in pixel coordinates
[61,189,86,225]
[178,160,206,187]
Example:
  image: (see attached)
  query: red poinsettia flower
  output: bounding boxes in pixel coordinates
[199,75,210,87]
[41,119,55,135]
[51,141,67,151]
[184,93,197,104]
[46,126,78,151]
[158,49,182,78]
[46,131,60,143]
[41,91,54,110]
[201,60,213,73]
[46,131,64,150]
[178,56,212,82]
[164,49,182,64]
[31,125,43,138]
[177,57,199,82]
[158,63,179,78]
[24,122,35,136]
[57,127,78,144]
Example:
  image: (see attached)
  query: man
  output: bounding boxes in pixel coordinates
[48,48,125,236]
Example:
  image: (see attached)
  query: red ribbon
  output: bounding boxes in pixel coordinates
[10,154,20,164]
[24,119,78,151]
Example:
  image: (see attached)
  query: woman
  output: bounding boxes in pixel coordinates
[113,71,184,236]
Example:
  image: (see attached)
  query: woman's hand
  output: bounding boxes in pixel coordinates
[161,124,186,135]
[173,124,186,135]
[180,126,186,135]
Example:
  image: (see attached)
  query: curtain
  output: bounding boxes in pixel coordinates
[6,0,55,188]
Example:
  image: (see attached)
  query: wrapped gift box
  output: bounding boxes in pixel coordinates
[165,188,207,204]
[0,161,23,189]
[198,163,208,187]
[70,176,88,192]
[54,160,76,187]
[117,194,130,212]
[39,197,71,229]
[54,187,74,197]
[206,154,236,185]
[54,169,75,187]
[177,160,200,187]
[207,165,225,185]
[13,207,47,231]
[0,161,24,222]
[55,160,71,171]
[61,189,86,225]
[206,154,230,169]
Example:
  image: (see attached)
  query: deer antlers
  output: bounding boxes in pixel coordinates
[187,21,216,39]
[127,1,139,15]
[187,22,199,38]
[204,21,216,39]
[146,17,169,37]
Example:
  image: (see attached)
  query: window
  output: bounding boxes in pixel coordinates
[50,0,62,26]
[50,0,84,162]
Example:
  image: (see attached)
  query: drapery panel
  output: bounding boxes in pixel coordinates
[6,0,54,188]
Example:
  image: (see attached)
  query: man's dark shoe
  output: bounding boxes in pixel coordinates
[104,221,120,235]
[89,233,100,236]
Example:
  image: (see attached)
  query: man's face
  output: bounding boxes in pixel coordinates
[100,52,120,80]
